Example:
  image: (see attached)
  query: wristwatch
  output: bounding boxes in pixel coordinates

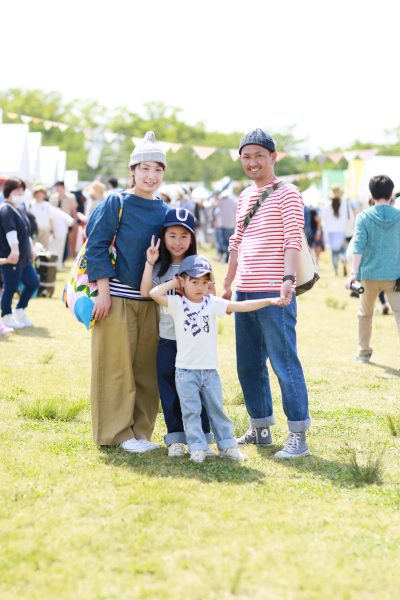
[282,275,295,283]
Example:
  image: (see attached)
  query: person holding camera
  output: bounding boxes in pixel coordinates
[345,175,400,363]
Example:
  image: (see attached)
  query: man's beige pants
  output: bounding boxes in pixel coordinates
[91,296,160,446]
[358,280,400,358]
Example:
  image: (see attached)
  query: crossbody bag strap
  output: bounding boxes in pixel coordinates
[111,192,124,243]
[242,182,283,232]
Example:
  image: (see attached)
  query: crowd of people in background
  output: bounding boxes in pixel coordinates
[1,168,400,338]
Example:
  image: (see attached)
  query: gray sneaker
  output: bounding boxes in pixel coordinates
[237,426,272,446]
[356,353,371,364]
[274,432,310,459]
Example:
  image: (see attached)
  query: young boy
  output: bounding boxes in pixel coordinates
[150,254,288,463]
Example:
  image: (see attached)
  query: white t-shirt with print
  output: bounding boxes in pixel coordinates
[167,294,228,369]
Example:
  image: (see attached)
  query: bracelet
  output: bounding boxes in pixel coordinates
[146,260,155,267]
[282,275,295,283]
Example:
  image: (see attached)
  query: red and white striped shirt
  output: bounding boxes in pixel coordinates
[229,180,304,292]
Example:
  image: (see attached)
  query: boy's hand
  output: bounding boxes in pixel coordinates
[345,274,356,290]
[269,296,290,307]
[146,235,160,265]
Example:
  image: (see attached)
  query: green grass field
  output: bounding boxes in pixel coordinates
[1,253,400,600]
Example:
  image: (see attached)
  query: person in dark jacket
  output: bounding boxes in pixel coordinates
[0,178,39,330]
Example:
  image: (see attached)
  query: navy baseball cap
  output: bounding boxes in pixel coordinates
[163,208,195,234]
[177,255,213,277]
[239,128,276,154]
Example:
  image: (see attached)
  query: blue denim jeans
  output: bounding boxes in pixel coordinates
[157,338,212,445]
[235,292,310,433]
[175,368,237,452]
[1,263,39,317]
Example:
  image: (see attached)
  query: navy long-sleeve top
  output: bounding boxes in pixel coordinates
[85,191,169,289]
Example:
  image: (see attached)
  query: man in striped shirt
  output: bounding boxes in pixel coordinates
[222,128,311,458]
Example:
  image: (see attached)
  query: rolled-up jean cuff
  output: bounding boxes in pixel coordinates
[164,431,213,446]
[164,432,187,446]
[287,417,311,433]
[188,442,209,452]
[250,415,276,428]
[215,438,237,451]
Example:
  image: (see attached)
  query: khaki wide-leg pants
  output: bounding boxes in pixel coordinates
[91,296,160,446]
[358,279,400,357]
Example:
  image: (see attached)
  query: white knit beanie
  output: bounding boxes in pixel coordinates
[129,131,167,168]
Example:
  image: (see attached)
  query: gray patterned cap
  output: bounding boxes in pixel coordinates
[129,131,167,167]
[239,128,276,154]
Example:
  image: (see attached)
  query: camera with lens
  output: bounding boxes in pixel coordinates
[394,278,400,292]
[350,281,364,294]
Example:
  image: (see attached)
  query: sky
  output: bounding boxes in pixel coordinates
[3,0,400,153]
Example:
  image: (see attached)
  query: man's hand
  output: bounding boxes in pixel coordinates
[345,274,356,290]
[221,284,232,301]
[280,280,293,302]
[92,292,112,320]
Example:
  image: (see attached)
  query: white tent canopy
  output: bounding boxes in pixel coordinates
[27,131,42,180]
[0,123,67,185]
[0,124,30,179]
[301,183,322,207]
[358,156,400,203]
[39,146,61,186]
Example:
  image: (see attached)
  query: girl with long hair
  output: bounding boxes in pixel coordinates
[141,208,214,457]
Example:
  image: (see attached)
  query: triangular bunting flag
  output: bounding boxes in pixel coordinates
[20,114,33,124]
[358,149,378,161]
[229,149,239,161]
[6,112,18,119]
[192,145,216,160]
[158,141,173,154]
[276,152,287,162]
[328,152,343,164]
[170,143,182,153]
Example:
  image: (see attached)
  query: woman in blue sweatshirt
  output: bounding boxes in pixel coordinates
[85,132,169,453]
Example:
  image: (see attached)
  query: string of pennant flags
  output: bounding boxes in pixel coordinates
[4,111,378,164]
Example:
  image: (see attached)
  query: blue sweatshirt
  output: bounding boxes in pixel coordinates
[85,191,169,289]
[353,204,400,280]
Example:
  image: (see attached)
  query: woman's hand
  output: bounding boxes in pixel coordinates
[7,248,19,265]
[146,235,160,265]
[175,275,184,292]
[92,292,112,320]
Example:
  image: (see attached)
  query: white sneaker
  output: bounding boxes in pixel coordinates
[219,447,247,461]
[14,308,33,327]
[0,322,14,335]
[190,450,206,463]
[168,442,186,457]
[120,438,143,453]
[1,314,25,329]
[134,439,160,453]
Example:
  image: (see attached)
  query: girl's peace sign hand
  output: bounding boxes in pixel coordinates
[146,235,160,265]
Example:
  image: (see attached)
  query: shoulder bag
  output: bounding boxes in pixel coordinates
[62,193,124,329]
[242,182,319,295]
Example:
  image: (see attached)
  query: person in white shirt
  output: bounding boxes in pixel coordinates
[322,186,350,276]
[30,183,53,249]
[150,254,287,463]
